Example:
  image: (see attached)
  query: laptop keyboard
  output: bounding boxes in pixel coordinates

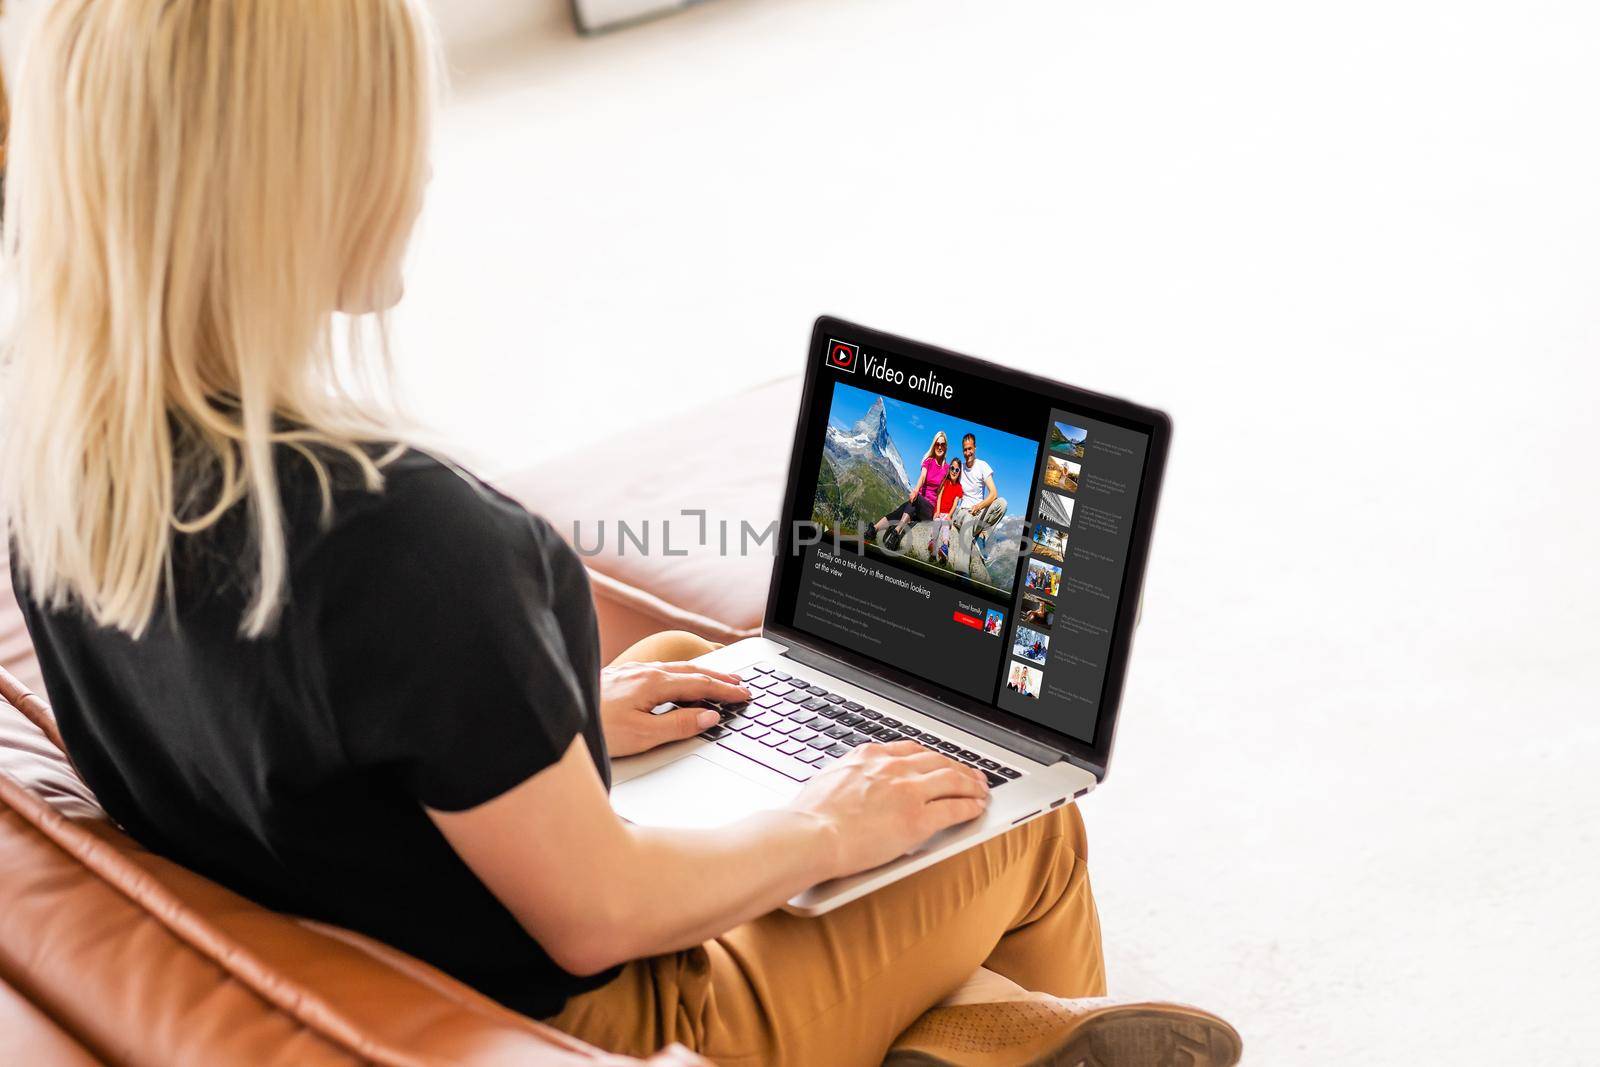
[659,663,1025,787]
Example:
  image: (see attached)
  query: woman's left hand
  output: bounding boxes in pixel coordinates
[599,661,752,758]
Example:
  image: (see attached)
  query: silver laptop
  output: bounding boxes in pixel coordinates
[610,317,1170,915]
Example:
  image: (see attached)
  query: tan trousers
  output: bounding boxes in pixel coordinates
[545,633,1108,1066]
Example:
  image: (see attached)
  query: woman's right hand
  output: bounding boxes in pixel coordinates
[789,740,991,881]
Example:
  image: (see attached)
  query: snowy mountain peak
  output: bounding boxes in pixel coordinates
[825,397,910,491]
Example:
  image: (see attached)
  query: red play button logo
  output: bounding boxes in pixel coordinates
[827,340,858,373]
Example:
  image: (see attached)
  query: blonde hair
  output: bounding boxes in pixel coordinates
[921,431,949,463]
[1,0,438,638]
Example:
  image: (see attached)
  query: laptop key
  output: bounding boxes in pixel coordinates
[759,732,786,747]
[845,733,873,746]
[878,731,905,744]
[982,770,1007,788]
[767,683,795,698]
[746,676,776,691]
[978,758,1001,770]
[856,723,884,737]
[791,727,818,743]
[825,743,851,757]
[842,701,864,712]
[825,694,846,704]
[897,726,921,739]
[807,736,834,750]
[825,725,854,739]
[860,709,883,720]
[795,749,824,765]
[748,664,773,675]
[770,721,800,736]
[958,749,981,762]
[938,741,961,753]
[837,713,865,727]
[778,739,806,756]
[754,695,780,708]
[700,725,729,740]
[743,726,769,741]
[997,767,1021,779]
[879,717,902,728]
[801,697,830,712]
[717,733,816,782]
[753,711,781,726]
[806,685,829,697]
[770,671,791,681]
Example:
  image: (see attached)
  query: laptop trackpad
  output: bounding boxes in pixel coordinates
[611,752,790,831]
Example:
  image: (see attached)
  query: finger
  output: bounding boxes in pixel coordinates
[653,661,748,687]
[914,767,991,801]
[919,796,990,834]
[653,673,753,705]
[892,749,970,775]
[881,740,927,758]
[651,705,723,742]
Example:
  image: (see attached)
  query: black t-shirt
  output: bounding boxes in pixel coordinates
[12,447,617,1019]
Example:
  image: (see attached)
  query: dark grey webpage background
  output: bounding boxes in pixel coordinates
[793,544,1006,701]
[995,411,1150,740]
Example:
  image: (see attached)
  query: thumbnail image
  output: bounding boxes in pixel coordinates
[984,609,1005,635]
[1038,490,1074,529]
[1012,625,1050,665]
[1048,421,1088,458]
[1043,455,1081,494]
[1031,523,1068,564]
[810,381,1040,596]
[1020,594,1055,628]
[1025,558,1062,599]
[1006,661,1044,700]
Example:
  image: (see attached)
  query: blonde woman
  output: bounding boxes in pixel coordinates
[868,430,950,550]
[1,4,1237,1066]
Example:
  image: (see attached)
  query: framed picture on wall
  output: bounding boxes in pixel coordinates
[571,0,707,34]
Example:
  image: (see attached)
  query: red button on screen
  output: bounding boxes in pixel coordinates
[953,611,983,629]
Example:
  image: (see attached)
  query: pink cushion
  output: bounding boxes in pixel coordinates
[493,376,800,654]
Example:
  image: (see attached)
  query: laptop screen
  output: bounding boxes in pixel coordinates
[771,323,1161,750]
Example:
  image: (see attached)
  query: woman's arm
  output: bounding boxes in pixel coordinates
[429,737,989,976]
[909,468,928,501]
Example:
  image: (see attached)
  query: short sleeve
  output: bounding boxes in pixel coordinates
[308,463,601,811]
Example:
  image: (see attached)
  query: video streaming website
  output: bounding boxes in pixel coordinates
[774,336,1152,745]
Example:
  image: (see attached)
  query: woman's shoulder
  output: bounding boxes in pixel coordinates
[287,447,565,577]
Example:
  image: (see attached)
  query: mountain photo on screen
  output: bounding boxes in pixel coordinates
[811,382,1039,595]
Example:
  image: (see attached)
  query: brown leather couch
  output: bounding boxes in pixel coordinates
[0,380,800,1065]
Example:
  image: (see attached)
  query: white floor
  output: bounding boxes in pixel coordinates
[395,2,1600,1062]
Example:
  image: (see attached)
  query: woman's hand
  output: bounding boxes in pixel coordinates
[600,660,751,758]
[789,740,991,880]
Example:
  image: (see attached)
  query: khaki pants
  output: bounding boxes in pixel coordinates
[547,634,1108,1066]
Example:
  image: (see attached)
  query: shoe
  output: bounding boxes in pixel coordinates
[885,997,1241,1067]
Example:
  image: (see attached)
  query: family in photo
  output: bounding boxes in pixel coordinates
[812,384,1038,594]
[1005,661,1044,699]
[1025,558,1063,599]
[1012,626,1050,665]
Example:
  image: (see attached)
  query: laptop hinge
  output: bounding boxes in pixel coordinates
[773,638,1069,768]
